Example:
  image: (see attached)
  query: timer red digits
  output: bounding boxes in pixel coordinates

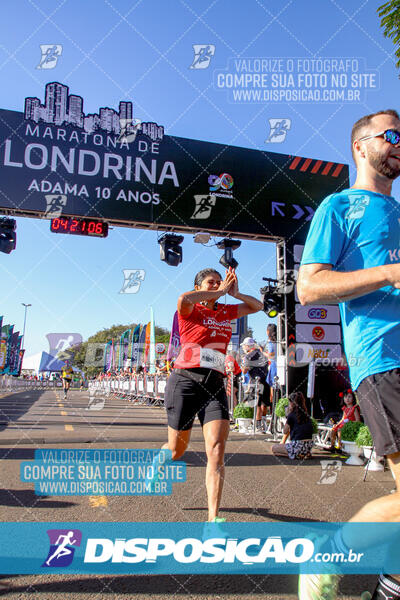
[50,218,108,238]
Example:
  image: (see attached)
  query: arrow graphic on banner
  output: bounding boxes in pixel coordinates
[271,202,285,217]
[293,205,315,221]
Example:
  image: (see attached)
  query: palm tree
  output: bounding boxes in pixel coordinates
[378,1,400,70]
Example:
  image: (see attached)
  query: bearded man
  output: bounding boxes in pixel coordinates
[297,110,400,600]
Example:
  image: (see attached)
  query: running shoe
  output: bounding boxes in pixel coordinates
[145,451,167,493]
[298,573,341,600]
[298,531,343,600]
[145,467,160,493]
[202,516,228,541]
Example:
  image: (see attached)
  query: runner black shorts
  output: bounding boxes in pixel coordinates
[258,381,270,407]
[356,368,400,456]
[244,381,270,407]
[164,368,229,431]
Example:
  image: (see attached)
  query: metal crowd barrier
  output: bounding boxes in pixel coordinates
[1,373,326,446]
[89,374,168,407]
[0,376,65,391]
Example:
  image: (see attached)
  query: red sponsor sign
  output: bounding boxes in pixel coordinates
[312,326,325,341]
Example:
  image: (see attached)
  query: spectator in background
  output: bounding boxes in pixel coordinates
[241,337,270,433]
[261,324,278,404]
[225,350,241,409]
[329,389,361,452]
[272,391,314,460]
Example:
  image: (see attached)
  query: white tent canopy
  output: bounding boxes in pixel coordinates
[21,352,42,373]
[22,351,66,374]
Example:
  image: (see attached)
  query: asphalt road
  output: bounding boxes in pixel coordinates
[0,388,393,599]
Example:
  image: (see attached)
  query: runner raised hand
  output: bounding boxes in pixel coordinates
[218,267,236,296]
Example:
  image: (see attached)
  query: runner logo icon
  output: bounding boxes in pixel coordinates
[37,45,63,70]
[189,45,215,69]
[120,269,146,294]
[265,118,291,143]
[191,194,216,220]
[42,529,82,568]
[44,194,67,218]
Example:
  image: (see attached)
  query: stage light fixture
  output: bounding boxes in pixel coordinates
[216,238,241,269]
[158,233,184,266]
[0,217,16,254]
[260,277,285,318]
[193,232,211,244]
[263,294,284,318]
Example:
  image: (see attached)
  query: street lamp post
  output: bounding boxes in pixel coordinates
[21,303,32,349]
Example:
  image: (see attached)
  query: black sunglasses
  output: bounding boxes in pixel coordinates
[358,128,400,146]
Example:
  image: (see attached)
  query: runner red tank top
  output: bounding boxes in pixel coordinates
[174,303,238,372]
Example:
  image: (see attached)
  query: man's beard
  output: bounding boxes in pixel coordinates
[368,149,400,180]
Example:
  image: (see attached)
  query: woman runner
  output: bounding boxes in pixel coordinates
[162,267,263,522]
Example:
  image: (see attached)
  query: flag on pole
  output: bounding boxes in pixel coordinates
[149,308,156,374]
[103,340,113,372]
[9,333,19,374]
[136,325,146,368]
[10,334,22,375]
[130,324,141,365]
[0,325,13,374]
[111,340,116,371]
[166,311,180,370]
[16,349,25,376]
[143,322,151,368]
[119,329,131,370]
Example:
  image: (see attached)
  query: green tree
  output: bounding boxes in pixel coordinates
[378,1,400,69]
[71,323,171,378]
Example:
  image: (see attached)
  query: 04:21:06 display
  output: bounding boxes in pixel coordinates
[50,218,109,238]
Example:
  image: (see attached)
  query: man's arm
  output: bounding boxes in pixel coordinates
[297,262,400,305]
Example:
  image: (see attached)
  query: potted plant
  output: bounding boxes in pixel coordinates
[356,425,384,471]
[233,403,254,433]
[274,396,289,432]
[310,417,319,443]
[341,421,364,465]
[275,396,289,418]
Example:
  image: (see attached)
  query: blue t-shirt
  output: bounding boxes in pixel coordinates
[266,341,277,386]
[301,188,400,390]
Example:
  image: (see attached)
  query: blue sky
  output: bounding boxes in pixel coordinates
[0,0,399,358]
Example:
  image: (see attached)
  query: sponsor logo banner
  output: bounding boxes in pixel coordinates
[0,522,399,574]
[0,83,349,243]
[295,305,340,324]
[295,323,341,344]
[293,343,342,364]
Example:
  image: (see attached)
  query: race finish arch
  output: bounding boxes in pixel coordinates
[0,82,350,402]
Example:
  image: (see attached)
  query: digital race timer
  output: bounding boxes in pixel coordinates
[50,218,108,238]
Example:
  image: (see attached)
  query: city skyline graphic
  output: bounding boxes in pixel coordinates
[24,82,164,142]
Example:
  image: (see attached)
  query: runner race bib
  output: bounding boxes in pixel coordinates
[199,348,226,373]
